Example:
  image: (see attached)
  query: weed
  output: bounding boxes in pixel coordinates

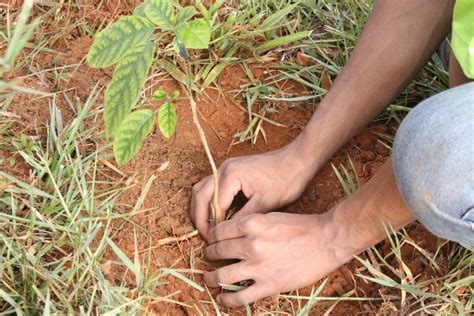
[332,157,361,197]
[0,0,45,95]
[356,226,473,314]
[1,0,469,314]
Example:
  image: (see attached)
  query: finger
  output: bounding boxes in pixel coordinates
[191,176,213,239]
[204,238,247,261]
[217,284,273,308]
[203,262,250,288]
[207,217,245,244]
[190,176,211,224]
[216,174,243,215]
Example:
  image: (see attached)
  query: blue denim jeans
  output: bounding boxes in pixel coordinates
[393,82,474,248]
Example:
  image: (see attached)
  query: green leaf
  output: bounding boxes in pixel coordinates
[145,0,174,30]
[175,7,196,27]
[170,90,180,99]
[158,102,177,139]
[87,16,154,68]
[113,110,155,165]
[178,19,211,49]
[152,90,167,100]
[104,42,155,137]
[133,2,149,17]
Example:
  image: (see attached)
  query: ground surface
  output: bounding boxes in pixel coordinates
[1,1,471,315]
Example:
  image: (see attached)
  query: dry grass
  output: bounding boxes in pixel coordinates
[1,1,471,314]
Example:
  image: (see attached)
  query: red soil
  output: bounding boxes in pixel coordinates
[2,2,450,314]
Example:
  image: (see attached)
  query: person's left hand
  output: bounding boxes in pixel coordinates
[203,211,355,307]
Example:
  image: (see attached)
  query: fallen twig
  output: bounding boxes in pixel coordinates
[139,230,199,253]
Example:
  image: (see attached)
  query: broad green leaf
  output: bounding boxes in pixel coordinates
[145,0,174,30]
[158,102,177,139]
[133,2,149,17]
[104,42,155,137]
[178,19,211,49]
[175,7,196,27]
[114,110,155,165]
[87,16,154,68]
[255,31,311,54]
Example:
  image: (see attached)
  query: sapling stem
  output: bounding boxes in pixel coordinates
[184,65,223,225]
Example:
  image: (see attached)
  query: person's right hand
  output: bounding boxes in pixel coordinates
[191,145,315,239]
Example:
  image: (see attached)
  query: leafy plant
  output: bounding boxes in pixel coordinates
[87,0,313,224]
[86,0,212,165]
[87,0,225,224]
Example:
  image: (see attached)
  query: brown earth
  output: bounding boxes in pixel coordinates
[1,2,452,315]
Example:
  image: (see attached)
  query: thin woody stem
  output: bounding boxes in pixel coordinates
[185,64,223,224]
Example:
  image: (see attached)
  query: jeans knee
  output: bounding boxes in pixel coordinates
[393,83,474,247]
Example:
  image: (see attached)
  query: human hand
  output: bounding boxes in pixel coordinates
[202,212,355,307]
[191,146,315,239]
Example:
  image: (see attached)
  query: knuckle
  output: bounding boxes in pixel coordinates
[222,159,239,173]
[240,214,263,232]
[248,238,264,255]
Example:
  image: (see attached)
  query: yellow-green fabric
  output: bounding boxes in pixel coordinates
[452,0,474,79]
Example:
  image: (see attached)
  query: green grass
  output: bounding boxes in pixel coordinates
[0,0,471,314]
[357,226,473,314]
[1,88,134,314]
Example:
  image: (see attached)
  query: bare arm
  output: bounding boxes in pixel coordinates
[192,0,455,237]
[194,1,457,307]
[288,0,455,179]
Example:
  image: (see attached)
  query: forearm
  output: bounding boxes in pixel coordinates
[327,158,414,259]
[286,0,454,175]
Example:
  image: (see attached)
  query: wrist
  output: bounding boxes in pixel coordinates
[280,131,324,179]
[320,206,367,264]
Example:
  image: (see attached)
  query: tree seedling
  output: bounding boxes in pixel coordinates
[86,0,224,223]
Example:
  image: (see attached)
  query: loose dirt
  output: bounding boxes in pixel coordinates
[3,2,452,315]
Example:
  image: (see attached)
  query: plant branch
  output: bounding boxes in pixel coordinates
[184,64,223,225]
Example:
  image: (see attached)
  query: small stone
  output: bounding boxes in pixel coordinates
[296,51,314,66]
[355,130,374,150]
[360,151,375,161]
[101,261,112,275]
[375,142,390,155]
